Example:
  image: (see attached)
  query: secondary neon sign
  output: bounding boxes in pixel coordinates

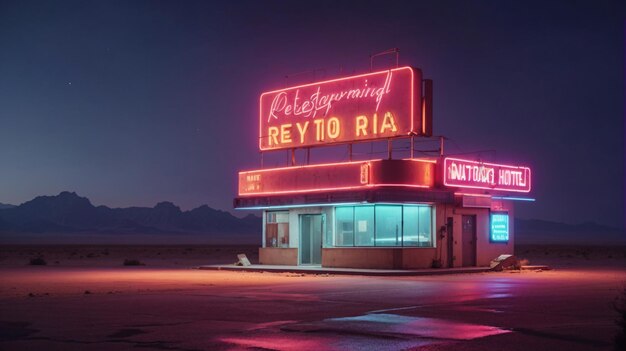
[259,67,428,150]
[490,212,509,242]
[443,157,531,193]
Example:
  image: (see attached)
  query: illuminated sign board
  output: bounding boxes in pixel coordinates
[238,159,434,196]
[443,157,531,193]
[259,66,427,150]
[490,212,509,242]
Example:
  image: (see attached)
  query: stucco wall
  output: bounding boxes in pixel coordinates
[322,248,437,269]
[259,248,298,265]
[438,202,514,268]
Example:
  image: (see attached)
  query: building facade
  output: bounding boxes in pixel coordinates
[234,66,532,269]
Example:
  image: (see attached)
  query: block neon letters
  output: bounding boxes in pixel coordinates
[443,157,531,193]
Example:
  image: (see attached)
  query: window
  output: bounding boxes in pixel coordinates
[335,207,354,246]
[418,206,432,247]
[375,205,402,246]
[266,211,289,248]
[402,206,419,246]
[332,205,433,248]
[354,206,375,246]
[490,212,509,242]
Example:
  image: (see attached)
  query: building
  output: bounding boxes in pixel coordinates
[234,66,532,269]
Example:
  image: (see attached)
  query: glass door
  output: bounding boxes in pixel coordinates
[300,214,323,265]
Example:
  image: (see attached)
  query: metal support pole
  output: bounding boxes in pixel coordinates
[440,136,444,157]
[291,148,296,166]
[387,139,392,160]
[410,136,414,158]
[370,48,400,72]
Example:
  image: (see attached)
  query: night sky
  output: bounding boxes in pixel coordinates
[0,1,624,228]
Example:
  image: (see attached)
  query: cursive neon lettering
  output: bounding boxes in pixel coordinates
[267,71,394,122]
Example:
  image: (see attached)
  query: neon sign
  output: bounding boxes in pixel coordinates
[443,157,531,193]
[259,67,427,150]
[490,212,509,242]
[238,159,434,196]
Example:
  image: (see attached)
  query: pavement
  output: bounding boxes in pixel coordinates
[0,265,624,350]
[198,264,493,276]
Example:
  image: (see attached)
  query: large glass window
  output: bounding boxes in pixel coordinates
[266,211,289,248]
[418,206,432,247]
[354,206,375,246]
[332,204,433,247]
[375,205,402,246]
[335,207,354,246]
[402,206,420,246]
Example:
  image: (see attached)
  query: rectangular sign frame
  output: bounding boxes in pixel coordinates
[443,157,531,193]
[490,211,510,243]
[259,66,426,151]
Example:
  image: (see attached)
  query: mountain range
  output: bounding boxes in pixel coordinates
[0,192,260,243]
[0,192,623,245]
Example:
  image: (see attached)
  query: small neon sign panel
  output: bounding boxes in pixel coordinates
[259,67,426,150]
[443,157,531,193]
[490,212,509,242]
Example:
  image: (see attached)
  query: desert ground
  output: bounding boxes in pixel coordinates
[0,244,625,351]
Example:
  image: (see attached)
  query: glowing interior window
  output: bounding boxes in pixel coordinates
[266,211,289,248]
[490,212,509,242]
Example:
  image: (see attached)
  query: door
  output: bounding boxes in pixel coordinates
[300,214,323,265]
[462,215,477,267]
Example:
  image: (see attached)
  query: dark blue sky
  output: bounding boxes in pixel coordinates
[0,0,624,228]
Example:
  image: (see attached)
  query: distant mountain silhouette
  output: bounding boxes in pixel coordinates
[0,192,260,238]
[1,192,623,245]
[515,218,624,245]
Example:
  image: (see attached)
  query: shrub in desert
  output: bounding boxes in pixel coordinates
[123,259,145,266]
[29,257,47,265]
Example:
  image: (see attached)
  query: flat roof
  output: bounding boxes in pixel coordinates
[234,187,455,210]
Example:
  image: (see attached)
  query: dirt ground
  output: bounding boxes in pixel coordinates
[0,245,624,351]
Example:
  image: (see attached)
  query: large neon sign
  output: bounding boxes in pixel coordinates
[259,67,428,150]
[443,157,531,193]
[238,159,434,196]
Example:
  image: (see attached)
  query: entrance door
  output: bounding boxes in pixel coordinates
[462,215,477,267]
[300,214,323,265]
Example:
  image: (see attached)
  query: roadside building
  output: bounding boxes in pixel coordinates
[235,66,532,269]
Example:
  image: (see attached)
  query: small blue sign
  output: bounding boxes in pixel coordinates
[491,212,509,242]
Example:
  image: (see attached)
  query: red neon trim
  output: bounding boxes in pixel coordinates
[401,157,437,164]
[444,157,530,170]
[238,159,377,174]
[260,66,414,96]
[240,185,370,197]
[238,158,435,175]
[454,192,492,198]
[258,66,417,151]
[443,157,532,193]
[238,183,430,197]
[369,184,429,189]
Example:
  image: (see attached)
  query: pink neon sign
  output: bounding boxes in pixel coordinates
[443,157,531,193]
[259,67,427,150]
[238,159,434,196]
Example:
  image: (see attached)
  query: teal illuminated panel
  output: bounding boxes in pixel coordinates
[490,212,509,242]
